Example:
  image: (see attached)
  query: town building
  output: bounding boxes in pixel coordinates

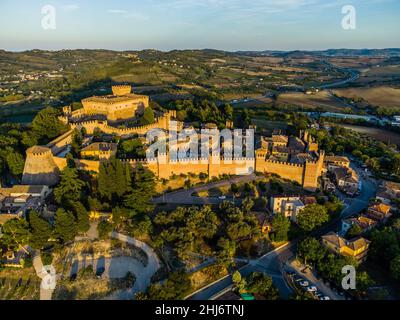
[270,196,316,222]
[376,181,400,204]
[366,203,392,224]
[321,232,370,262]
[81,142,118,160]
[341,215,378,236]
[331,167,359,196]
[324,155,350,171]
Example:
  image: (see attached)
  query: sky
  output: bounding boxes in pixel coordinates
[0,0,399,52]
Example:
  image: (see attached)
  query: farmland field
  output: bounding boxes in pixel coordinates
[340,124,400,147]
[334,86,400,108]
[277,91,351,112]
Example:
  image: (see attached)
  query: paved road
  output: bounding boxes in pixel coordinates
[153,174,261,205]
[26,247,54,301]
[187,163,377,300]
[106,232,161,300]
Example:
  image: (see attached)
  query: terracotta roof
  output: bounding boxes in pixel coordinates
[324,156,350,163]
[322,232,370,251]
[383,181,400,192]
[272,135,289,144]
[0,185,47,196]
[369,203,391,214]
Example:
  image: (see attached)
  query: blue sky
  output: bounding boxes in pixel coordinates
[0,0,399,51]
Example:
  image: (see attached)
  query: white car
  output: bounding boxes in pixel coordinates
[218,196,227,200]
[320,296,331,300]
[306,286,318,292]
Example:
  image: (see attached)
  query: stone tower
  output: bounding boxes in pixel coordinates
[21,146,60,186]
[112,85,132,96]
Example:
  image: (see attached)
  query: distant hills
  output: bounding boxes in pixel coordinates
[235,48,400,57]
[2,48,400,58]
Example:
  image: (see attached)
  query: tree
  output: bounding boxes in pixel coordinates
[98,221,113,240]
[31,107,68,141]
[6,151,25,176]
[232,271,247,292]
[297,204,329,232]
[147,271,191,300]
[271,213,290,242]
[246,272,279,300]
[140,107,155,125]
[54,167,85,205]
[71,202,90,234]
[216,237,237,268]
[347,224,363,238]
[297,238,326,266]
[241,197,254,214]
[1,219,30,251]
[28,211,52,249]
[98,157,131,202]
[54,209,77,243]
[390,255,400,280]
[70,129,83,157]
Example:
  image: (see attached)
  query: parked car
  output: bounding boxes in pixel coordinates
[306,286,318,292]
[69,273,77,282]
[96,267,105,279]
[286,271,297,277]
[218,196,227,200]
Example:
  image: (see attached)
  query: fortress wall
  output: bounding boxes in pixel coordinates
[46,130,73,155]
[74,111,179,137]
[53,157,68,171]
[75,159,100,172]
[155,160,207,179]
[209,158,255,177]
[256,159,305,185]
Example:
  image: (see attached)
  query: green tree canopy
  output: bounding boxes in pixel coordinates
[54,209,77,244]
[54,167,85,205]
[140,107,155,125]
[271,213,291,242]
[0,219,30,251]
[32,107,68,142]
[246,272,279,300]
[297,204,329,232]
[28,211,52,249]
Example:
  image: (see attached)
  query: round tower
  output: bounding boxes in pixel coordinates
[21,146,60,186]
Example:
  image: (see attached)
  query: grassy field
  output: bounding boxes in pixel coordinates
[0,268,40,300]
[277,91,350,112]
[334,86,400,108]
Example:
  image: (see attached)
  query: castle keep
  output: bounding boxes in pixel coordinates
[62,85,149,123]
[22,86,325,190]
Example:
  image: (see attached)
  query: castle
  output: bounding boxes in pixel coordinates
[21,86,325,191]
[61,85,149,123]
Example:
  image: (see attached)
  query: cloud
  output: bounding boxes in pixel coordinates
[108,9,129,14]
[107,9,149,21]
[61,4,80,12]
